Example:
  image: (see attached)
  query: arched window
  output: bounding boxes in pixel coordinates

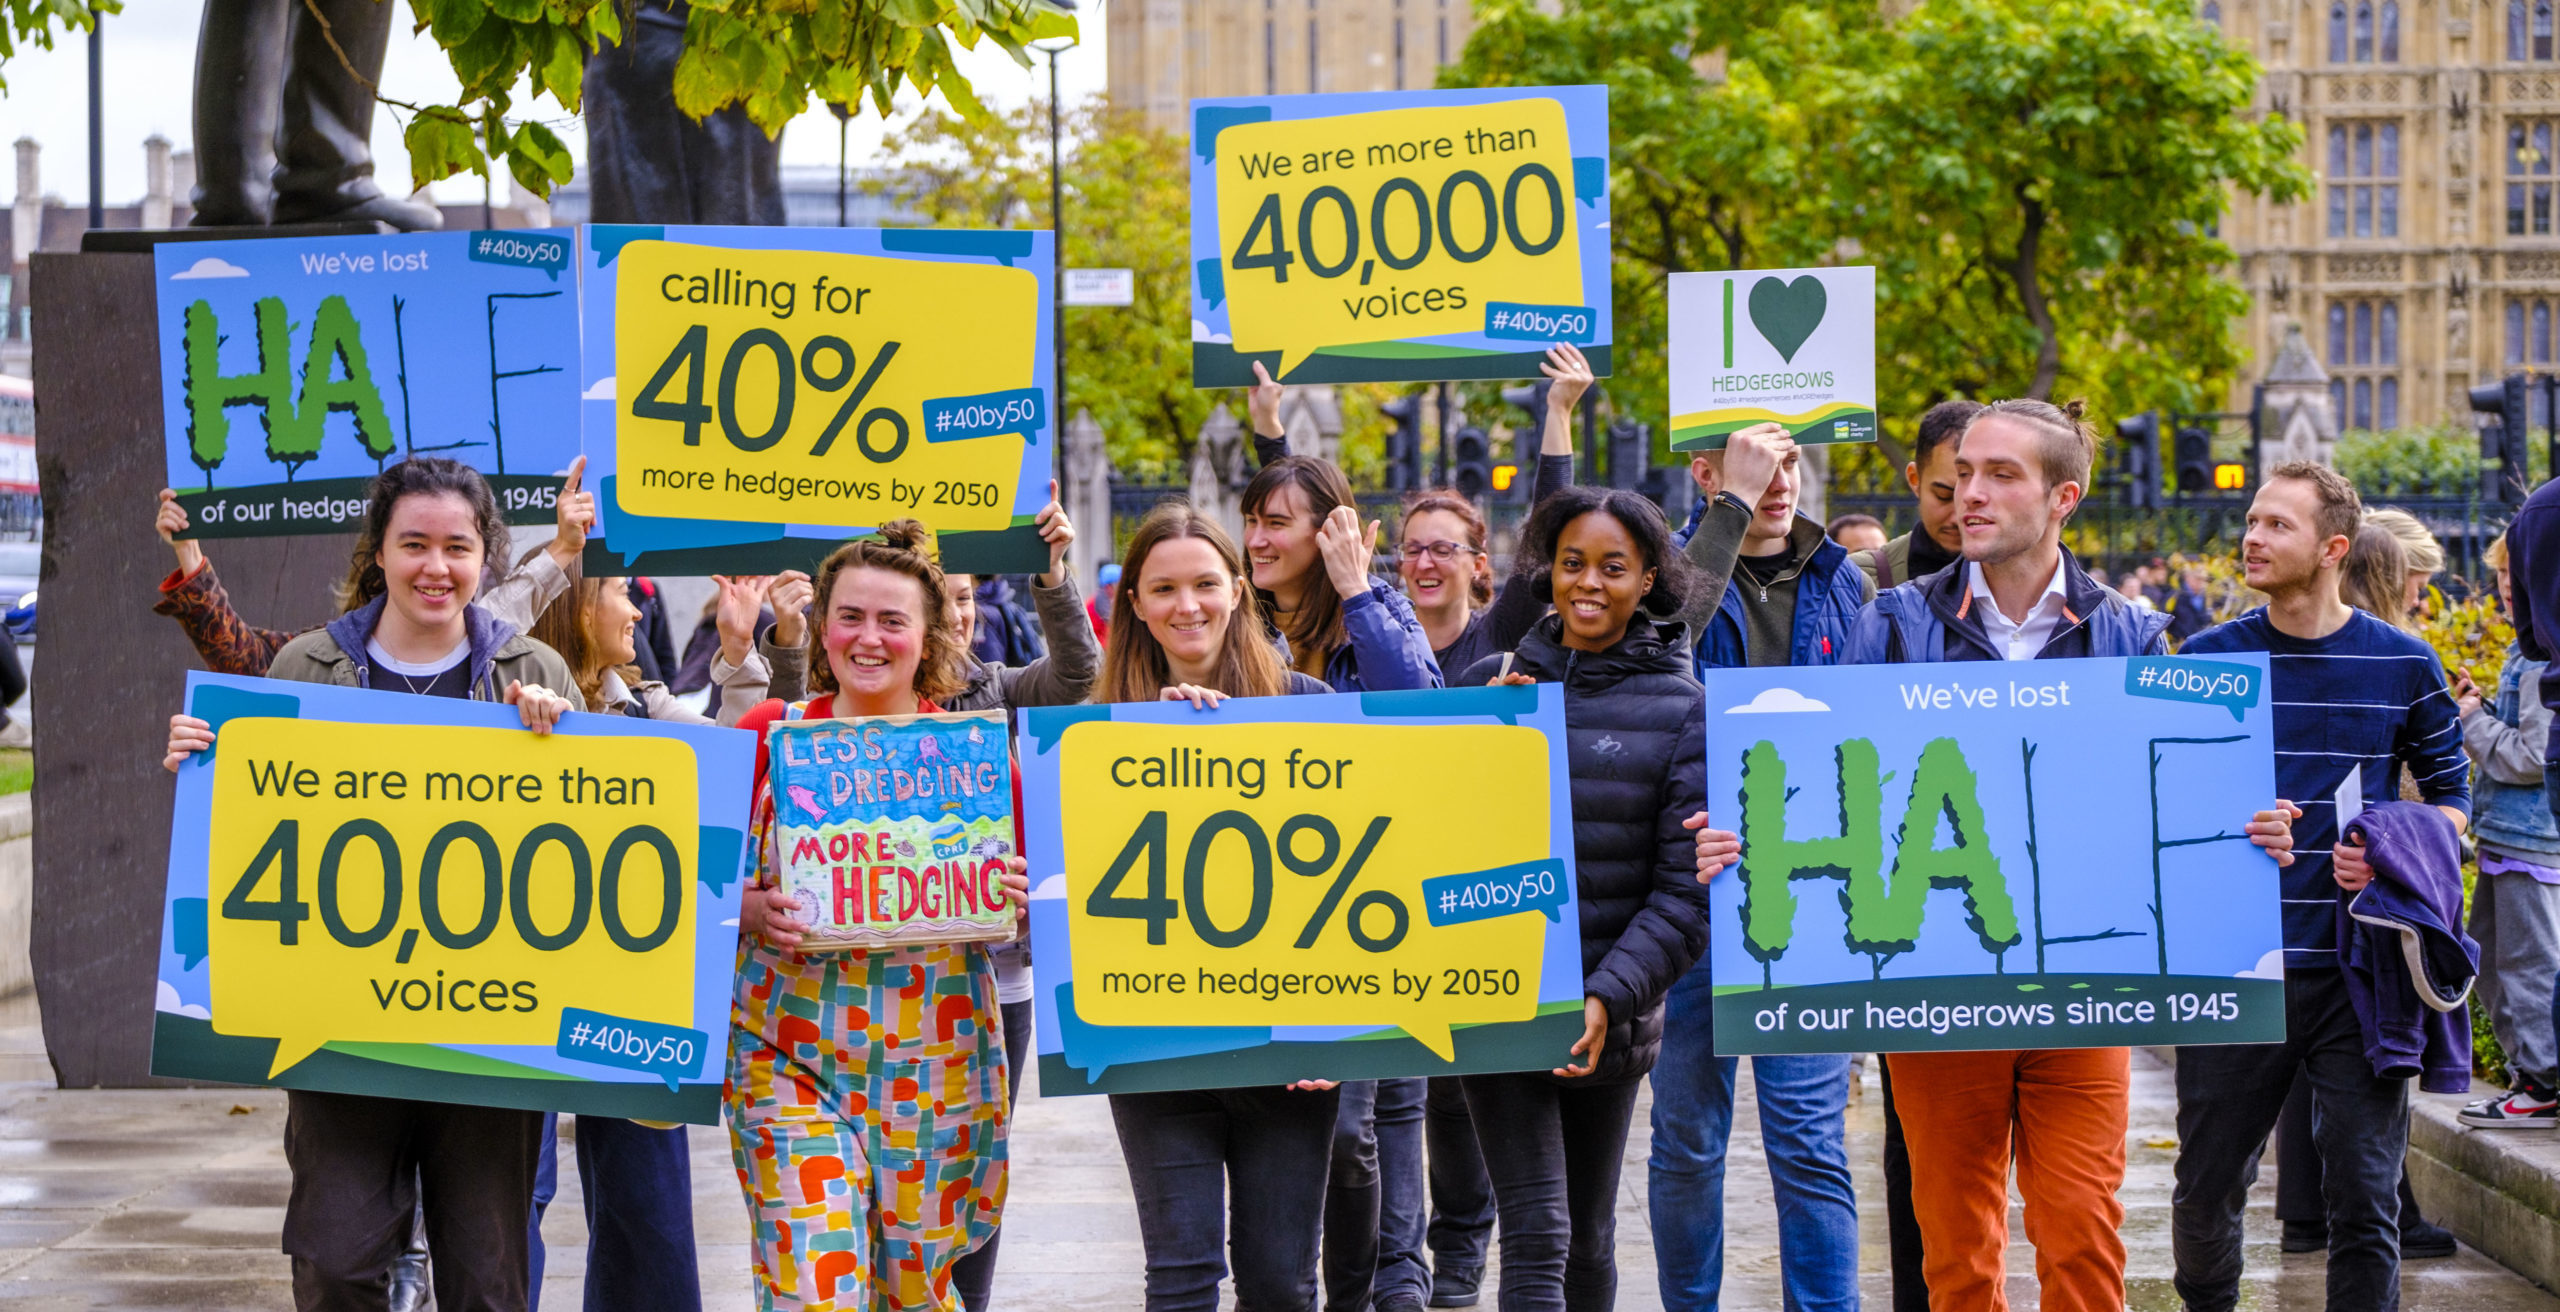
[2330,303,2350,364]
[2540,0,2555,60]
[2536,301,2551,361]
[2331,120,2402,236]
[2379,377,2400,429]
[2515,0,2530,59]
[2381,1,2400,60]
[2527,298,2560,365]
[2512,300,2531,363]
[2332,1,2350,60]
[2355,302,2375,363]
[2201,0,2221,20]
[2379,302,2400,364]
[2353,378,2374,429]
[2331,378,2348,419]
[2355,1,2375,60]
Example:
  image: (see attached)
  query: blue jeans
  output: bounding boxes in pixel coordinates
[528,1113,701,1312]
[1324,1077,1430,1310]
[1648,971,1859,1312]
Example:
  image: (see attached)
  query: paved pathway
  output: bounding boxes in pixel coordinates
[0,989,2549,1309]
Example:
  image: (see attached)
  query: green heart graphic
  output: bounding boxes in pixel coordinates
[1748,275,1829,363]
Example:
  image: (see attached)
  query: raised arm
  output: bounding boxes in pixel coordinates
[152,490,295,676]
[998,489,1102,707]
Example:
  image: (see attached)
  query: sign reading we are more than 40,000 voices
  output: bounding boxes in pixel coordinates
[1022,686,1588,1096]
[1190,86,1613,387]
[154,674,756,1123]
[581,225,1057,577]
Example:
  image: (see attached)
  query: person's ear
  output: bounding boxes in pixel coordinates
[2052,479,2083,523]
[1690,454,1719,498]
[2318,533,2353,571]
[1904,461,1921,494]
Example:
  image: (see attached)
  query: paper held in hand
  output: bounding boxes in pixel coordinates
[767,709,1017,950]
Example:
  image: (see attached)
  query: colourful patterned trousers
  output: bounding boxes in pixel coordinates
[728,940,1010,1311]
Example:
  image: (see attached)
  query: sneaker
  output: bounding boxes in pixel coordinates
[2282,1219,2328,1253]
[2460,1084,2560,1128]
[1429,1265,1483,1308]
[2402,1216,2459,1259]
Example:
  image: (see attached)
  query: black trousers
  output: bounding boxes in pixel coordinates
[1110,1083,1341,1311]
[1459,1072,1642,1312]
[1879,1060,1928,1312]
[2172,969,2411,1312]
[1425,1073,1497,1277]
[282,1089,544,1312]
[2273,1070,2429,1235]
[953,998,1034,1312]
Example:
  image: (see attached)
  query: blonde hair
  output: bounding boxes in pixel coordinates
[806,520,971,705]
[1097,504,1293,704]
[2487,532,2510,573]
[2339,522,2413,630]
[2363,507,2446,577]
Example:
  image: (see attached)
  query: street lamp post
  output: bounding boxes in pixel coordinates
[86,10,102,229]
[1032,28,1077,502]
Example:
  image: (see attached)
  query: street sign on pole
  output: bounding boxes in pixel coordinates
[1062,268,1135,307]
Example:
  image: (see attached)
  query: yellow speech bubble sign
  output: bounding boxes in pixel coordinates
[204,719,700,1077]
[1213,99,1583,380]
[611,240,1037,530]
[1058,720,1552,1060]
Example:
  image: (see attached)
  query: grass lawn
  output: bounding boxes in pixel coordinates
[0,749,30,796]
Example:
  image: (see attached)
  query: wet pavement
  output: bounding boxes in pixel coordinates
[0,988,2549,1310]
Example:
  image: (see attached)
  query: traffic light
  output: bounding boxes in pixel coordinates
[2114,411,2159,509]
[1452,425,1493,499]
[2473,373,2531,503]
[1380,394,1424,492]
[1499,380,1552,502]
[2173,423,2214,494]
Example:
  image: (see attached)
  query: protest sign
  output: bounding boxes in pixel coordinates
[1668,266,1876,450]
[154,673,756,1122]
[156,230,580,537]
[1021,686,1586,1095]
[1704,655,2285,1055]
[579,225,1056,577]
[769,709,1017,950]
[1189,86,1612,387]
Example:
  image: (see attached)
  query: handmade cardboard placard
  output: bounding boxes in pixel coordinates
[766,709,1017,950]
[155,229,581,536]
[155,673,755,1122]
[1189,86,1613,387]
[1668,266,1877,450]
[1704,655,2286,1055]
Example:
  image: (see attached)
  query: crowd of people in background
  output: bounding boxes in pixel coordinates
[134,351,2560,1312]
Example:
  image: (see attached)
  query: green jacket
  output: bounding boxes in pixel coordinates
[265,596,585,710]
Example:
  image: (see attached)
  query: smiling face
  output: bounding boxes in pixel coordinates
[823,566,930,708]
[1243,481,1322,596]
[375,492,484,636]
[2239,476,2343,595]
[1551,510,1657,652]
[1953,415,2076,567]
[1399,507,1486,616]
[944,572,980,650]
[585,577,641,667]
[1134,535,1242,677]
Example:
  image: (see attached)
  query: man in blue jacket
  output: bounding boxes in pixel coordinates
[1647,420,1869,1311]
[2172,462,2471,1312]
[1703,400,2293,1312]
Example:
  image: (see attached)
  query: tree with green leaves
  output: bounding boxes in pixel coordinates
[1445,0,2308,467]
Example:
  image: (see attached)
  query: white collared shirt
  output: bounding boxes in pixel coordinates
[1966,557,2072,661]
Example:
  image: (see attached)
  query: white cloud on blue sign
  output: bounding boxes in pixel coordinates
[168,257,250,281]
[1724,687,1831,715]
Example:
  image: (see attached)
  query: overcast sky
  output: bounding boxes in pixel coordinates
[0,0,1108,207]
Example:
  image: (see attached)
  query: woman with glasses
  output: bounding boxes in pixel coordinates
[1401,343,1591,681]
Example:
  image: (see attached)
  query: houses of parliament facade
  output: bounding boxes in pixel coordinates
[1110,1,2526,434]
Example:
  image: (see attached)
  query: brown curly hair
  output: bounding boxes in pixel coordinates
[335,457,512,613]
[805,520,970,706]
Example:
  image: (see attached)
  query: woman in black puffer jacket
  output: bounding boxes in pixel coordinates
[1456,485,1710,1311]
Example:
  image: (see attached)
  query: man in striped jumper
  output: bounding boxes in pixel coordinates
[2171,461,2470,1312]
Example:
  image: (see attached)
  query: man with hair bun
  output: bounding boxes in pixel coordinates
[1702,399,2296,1312]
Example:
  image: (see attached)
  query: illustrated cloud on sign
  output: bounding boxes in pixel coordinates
[1190,319,1231,345]
[1725,687,1831,715]
[2235,949,2287,980]
[169,257,251,280]
[582,376,617,400]
[154,979,210,1021]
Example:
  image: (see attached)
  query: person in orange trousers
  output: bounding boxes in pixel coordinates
[1885,1048,2129,1310]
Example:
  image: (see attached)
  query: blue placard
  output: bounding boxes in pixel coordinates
[1704,655,2287,1054]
